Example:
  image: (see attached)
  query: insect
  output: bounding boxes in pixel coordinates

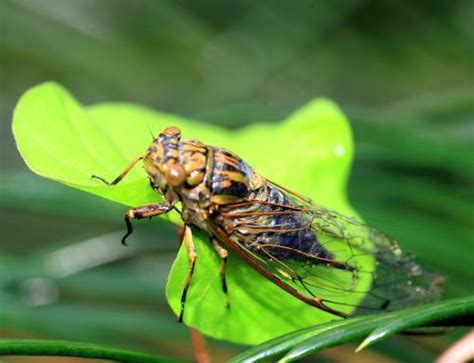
[92,126,442,321]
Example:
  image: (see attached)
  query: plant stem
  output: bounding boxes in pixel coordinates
[190,328,210,363]
[0,339,184,363]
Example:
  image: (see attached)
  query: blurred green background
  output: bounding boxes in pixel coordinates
[1,0,473,362]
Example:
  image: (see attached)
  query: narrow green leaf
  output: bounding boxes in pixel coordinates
[232,297,474,362]
[0,339,186,363]
[356,295,474,351]
[278,296,474,362]
[280,316,387,362]
[228,319,350,363]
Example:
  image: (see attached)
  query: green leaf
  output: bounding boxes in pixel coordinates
[227,320,351,363]
[0,339,185,363]
[231,296,474,362]
[355,295,474,352]
[13,82,362,345]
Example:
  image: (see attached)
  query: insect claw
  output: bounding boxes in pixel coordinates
[90,174,111,185]
[121,214,134,245]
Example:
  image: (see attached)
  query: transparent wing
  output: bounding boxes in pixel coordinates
[215,182,443,316]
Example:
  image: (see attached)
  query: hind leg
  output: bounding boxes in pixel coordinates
[212,238,230,308]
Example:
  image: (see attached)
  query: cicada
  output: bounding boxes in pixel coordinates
[93,126,442,321]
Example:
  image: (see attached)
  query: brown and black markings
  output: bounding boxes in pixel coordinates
[92,126,442,322]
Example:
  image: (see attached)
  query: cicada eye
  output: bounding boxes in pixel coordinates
[165,164,186,187]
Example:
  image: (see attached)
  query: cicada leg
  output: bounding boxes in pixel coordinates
[177,225,185,246]
[212,238,230,308]
[122,203,173,245]
[179,225,197,323]
[91,154,143,185]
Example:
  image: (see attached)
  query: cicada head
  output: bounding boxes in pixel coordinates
[143,126,209,203]
[143,126,184,196]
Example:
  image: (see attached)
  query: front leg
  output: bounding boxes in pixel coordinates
[91,155,143,186]
[122,203,173,245]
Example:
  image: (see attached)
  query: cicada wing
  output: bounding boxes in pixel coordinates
[268,180,443,311]
[212,224,353,317]
[215,181,442,316]
[305,203,443,313]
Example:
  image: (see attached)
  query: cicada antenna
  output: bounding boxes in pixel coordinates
[145,121,155,140]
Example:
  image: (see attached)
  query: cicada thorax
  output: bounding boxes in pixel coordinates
[208,148,265,204]
[143,128,265,228]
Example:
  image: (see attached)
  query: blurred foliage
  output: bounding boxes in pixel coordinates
[1,0,473,362]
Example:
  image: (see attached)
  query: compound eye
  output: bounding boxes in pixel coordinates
[165,164,186,187]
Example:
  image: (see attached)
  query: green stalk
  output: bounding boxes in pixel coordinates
[0,339,186,363]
